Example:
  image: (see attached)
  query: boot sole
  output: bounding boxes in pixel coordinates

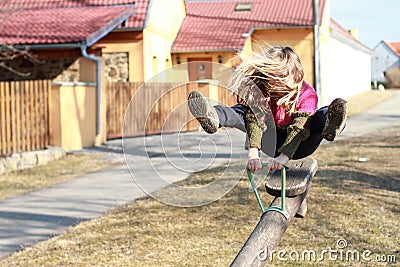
[188,91,219,134]
[323,98,347,141]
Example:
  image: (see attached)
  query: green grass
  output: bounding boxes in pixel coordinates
[1,127,399,266]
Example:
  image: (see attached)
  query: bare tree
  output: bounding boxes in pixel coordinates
[0,1,40,78]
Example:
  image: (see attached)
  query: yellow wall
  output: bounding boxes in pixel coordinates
[171,28,314,85]
[251,28,315,86]
[79,57,97,83]
[143,0,186,81]
[50,56,107,151]
[99,39,144,82]
[96,0,186,82]
[241,36,253,57]
[171,51,238,67]
[50,86,62,147]
[169,51,238,87]
[51,85,97,151]
[98,62,107,146]
[48,47,107,150]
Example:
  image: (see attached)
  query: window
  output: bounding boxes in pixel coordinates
[235,2,252,11]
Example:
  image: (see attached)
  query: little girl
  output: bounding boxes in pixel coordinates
[188,46,347,171]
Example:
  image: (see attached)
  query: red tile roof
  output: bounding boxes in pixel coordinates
[0,6,134,45]
[0,0,149,29]
[172,0,326,52]
[384,41,400,57]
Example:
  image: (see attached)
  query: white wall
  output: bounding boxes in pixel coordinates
[325,37,371,105]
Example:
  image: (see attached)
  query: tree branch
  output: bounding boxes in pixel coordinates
[0,62,31,77]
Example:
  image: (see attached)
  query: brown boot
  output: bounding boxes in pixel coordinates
[322,98,347,141]
[188,91,219,134]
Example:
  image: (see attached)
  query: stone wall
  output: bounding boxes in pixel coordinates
[0,147,66,175]
[103,52,129,82]
[0,51,130,83]
[54,60,80,82]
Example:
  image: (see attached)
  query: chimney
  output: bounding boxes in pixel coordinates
[348,28,359,40]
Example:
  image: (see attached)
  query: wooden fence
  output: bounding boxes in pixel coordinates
[106,82,237,139]
[0,80,51,156]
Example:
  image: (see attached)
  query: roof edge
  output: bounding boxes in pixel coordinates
[86,5,135,46]
[171,48,239,53]
[330,31,372,54]
[143,0,154,29]
[330,18,372,53]
[15,43,83,49]
[383,40,400,57]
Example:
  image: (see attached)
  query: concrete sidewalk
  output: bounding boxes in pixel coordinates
[0,90,399,258]
[337,90,400,140]
[0,128,247,258]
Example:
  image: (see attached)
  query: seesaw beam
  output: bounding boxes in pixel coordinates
[231,158,317,267]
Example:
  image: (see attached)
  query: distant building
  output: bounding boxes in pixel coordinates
[371,41,400,83]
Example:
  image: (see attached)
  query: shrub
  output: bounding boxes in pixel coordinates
[385,67,400,88]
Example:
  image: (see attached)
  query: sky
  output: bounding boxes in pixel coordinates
[330,0,400,49]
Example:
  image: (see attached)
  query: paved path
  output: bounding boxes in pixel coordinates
[337,90,400,140]
[0,90,399,258]
[0,129,247,257]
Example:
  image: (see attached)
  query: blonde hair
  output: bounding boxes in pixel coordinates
[231,46,304,114]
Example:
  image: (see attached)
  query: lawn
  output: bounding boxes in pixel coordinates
[0,154,119,201]
[0,92,400,266]
[1,93,399,266]
[0,89,394,202]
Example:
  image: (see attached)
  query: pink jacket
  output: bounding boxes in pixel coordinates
[269,81,318,126]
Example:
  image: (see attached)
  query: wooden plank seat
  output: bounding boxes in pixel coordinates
[265,157,318,197]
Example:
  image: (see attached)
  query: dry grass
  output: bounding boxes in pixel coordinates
[0,90,392,201]
[346,90,394,117]
[0,154,118,201]
[1,90,399,266]
[2,127,399,266]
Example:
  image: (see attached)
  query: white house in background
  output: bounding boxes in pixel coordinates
[371,41,400,83]
[324,20,372,103]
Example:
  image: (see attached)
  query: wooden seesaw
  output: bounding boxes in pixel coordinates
[231,157,318,266]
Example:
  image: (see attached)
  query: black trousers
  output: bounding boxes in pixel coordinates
[214,104,328,159]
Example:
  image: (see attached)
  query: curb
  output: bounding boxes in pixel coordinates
[0,147,66,175]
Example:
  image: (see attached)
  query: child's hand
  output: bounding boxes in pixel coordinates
[268,153,289,170]
[248,147,262,170]
[248,158,262,170]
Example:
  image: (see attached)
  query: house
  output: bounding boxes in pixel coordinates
[172,0,372,105]
[326,19,372,101]
[0,1,136,151]
[0,0,372,153]
[0,0,186,151]
[0,0,186,83]
[371,41,400,84]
